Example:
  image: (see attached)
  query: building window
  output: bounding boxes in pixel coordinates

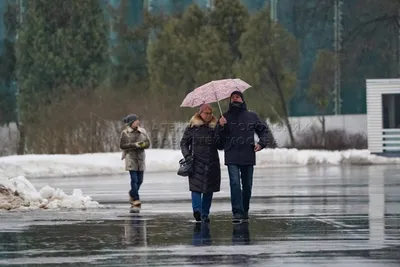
[382,93,400,129]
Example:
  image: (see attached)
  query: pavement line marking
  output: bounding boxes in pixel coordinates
[310,216,366,240]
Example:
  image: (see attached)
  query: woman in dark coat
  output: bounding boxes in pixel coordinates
[180,104,222,223]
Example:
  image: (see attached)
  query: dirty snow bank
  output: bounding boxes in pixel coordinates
[0,176,102,211]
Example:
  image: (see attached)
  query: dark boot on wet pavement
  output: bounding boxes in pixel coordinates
[193,211,201,222]
[131,200,141,208]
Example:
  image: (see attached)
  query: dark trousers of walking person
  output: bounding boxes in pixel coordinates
[227,165,254,220]
[191,191,213,221]
[129,170,144,201]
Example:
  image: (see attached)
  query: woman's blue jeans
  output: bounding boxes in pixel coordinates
[129,171,143,200]
[191,191,213,218]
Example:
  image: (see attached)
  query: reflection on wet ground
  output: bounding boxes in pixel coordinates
[1,212,399,266]
[0,165,400,266]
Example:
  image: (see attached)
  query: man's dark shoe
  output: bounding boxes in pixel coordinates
[243,213,249,221]
[232,214,242,224]
[193,211,201,222]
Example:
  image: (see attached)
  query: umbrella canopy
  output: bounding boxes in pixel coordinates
[180,78,252,114]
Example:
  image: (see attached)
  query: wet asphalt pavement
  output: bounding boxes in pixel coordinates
[1,165,400,266]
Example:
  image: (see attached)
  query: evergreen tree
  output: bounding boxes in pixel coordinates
[110,1,166,90]
[209,0,249,60]
[0,1,17,126]
[147,3,232,119]
[16,0,108,124]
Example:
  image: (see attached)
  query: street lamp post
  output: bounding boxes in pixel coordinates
[333,0,343,115]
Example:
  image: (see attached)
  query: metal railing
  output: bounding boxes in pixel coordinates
[382,129,400,152]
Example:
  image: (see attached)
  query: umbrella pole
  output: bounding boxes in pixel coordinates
[213,89,223,116]
[217,100,223,116]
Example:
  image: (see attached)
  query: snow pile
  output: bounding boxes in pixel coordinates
[0,148,399,179]
[257,148,400,165]
[0,176,102,211]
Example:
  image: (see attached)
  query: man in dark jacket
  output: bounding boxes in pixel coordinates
[216,91,269,223]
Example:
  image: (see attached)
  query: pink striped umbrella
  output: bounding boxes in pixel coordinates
[180,78,252,114]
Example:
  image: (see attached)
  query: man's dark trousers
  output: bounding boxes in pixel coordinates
[227,164,254,218]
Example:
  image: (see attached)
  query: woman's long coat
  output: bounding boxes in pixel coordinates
[180,113,222,193]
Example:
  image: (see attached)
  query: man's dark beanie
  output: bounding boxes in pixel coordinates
[123,114,139,124]
[230,90,244,102]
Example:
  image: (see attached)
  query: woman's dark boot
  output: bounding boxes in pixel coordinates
[193,211,201,222]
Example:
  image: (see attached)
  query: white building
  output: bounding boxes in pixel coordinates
[366,79,400,155]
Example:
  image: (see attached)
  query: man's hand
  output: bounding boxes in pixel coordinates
[254,144,262,152]
[219,116,227,126]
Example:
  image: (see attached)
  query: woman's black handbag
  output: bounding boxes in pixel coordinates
[177,157,193,177]
[177,132,194,177]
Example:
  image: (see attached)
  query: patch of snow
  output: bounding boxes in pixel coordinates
[0,176,102,211]
[0,148,399,179]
